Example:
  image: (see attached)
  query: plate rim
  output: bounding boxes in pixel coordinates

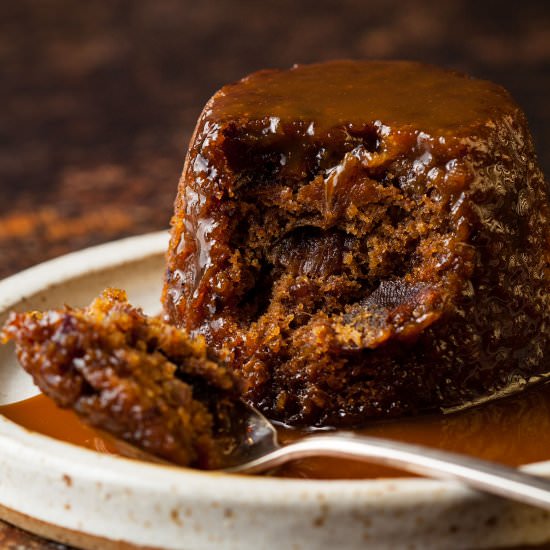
[1,232,550,548]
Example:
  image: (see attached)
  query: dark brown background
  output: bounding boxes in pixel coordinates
[0,0,548,547]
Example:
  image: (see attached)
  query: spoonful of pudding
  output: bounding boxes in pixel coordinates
[3,289,550,511]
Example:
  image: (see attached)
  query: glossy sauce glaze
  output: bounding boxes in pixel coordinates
[3,384,550,480]
[207,60,513,135]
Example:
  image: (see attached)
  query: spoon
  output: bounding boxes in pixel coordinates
[221,400,550,510]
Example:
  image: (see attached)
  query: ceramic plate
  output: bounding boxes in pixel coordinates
[1,232,549,550]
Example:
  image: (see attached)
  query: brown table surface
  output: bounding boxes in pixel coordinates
[0,0,548,547]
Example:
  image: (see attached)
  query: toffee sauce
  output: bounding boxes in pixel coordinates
[3,384,550,480]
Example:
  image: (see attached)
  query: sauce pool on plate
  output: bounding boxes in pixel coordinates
[2,384,550,480]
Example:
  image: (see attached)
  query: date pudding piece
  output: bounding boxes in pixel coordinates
[163,60,550,427]
[1,289,243,468]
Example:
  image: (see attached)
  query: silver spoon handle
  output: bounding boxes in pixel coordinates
[230,434,550,510]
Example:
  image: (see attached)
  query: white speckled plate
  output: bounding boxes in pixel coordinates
[1,232,550,550]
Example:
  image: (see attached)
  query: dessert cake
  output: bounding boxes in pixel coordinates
[1,289,243,468]
[164,60,550,427]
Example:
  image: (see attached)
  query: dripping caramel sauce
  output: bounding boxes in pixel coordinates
[3,384,550,480]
